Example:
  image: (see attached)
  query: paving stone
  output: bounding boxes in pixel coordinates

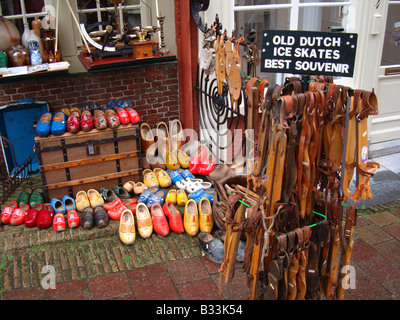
[177,278,223,300]
[3,287,43,300]
[351,239,381,263]
[392,208,400,217]
[130,274,179,300]
[374,240,400,264]
[350,274,390,300]
[381,277,400,299]
[47,290,89,300]
[44,279,86,298]
[357,256,400,283]
[356,215,371,228]
[126,263,167,280]
[383,222,400,241]
[21,253,30,289]
[210,267,251,300]
[166,257,210,285]
[87,272,131,300]
[368,211,400,227]
[354,224,393,245]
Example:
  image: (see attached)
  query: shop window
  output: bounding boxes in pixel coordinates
[0,0,46,34]
[381,1,400,67]
[77,0,144,34]
[233,0,350,82]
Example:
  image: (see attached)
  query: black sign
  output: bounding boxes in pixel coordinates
[261,30,358,77]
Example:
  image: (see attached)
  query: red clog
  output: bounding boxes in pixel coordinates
[103,197,124,211]
[37,205,54,229]
[107,201,128,220]
[67,209,80,228]
[197,155,217,175]
[10,204,30,225]
[126,107,141,124]
[162,201,184,234]
[116,107,130,125]
[189,146,210,174]
[81,110,94,132]
[24,203,43,228]
[1,202,18,224]
[121,198,137,206]
[67,111,81,134]
[150,203,169,236]
[53,212,66,232]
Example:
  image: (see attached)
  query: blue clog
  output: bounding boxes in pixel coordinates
[36,112,53,137]
[51,111,66,135]
[167,169,184,184]
[137,186,159,204]
[146,190,166,208]
[105,99,117,110]
[116,99,130,109]
[62,195,76,211]
[50,198,66,214]
[188,188,214,204]
[180,169,196,180]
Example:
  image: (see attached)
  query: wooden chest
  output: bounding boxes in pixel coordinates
[34,123,142,203]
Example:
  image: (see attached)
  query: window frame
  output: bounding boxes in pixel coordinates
[233,0,352,30]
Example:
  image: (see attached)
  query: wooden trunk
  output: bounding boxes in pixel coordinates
[34,123,142,202]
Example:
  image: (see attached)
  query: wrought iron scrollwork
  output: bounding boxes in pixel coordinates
[190,0,210,33]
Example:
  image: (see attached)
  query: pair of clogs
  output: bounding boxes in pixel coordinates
[165,150,190,170]
[1,202,29,225]
[147,201,182,237]
[116,106,141,124]
[36,111,66,136]
[53,209,81,232]
[80,206,109,230]
[75,189,105,212]
[183,198,213,236]
[165,189,188,207]
[16,187,44,206]
[143,168,172,188]
[189,146,217,176]
[123,181,148,195]
[50,195,76,214]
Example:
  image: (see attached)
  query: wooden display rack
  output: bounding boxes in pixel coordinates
[34,123,142,202]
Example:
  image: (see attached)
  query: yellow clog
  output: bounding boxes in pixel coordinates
[136,203,153,239]
[153,168,172,188]
[75,190,90,212]
[61,107,71,117]
[166,189,177,204]
[199,198,213,233]
[143,169,159,188]
[165,151,180,170]
[176,189,188,206]
[119,209,136,245]
[184,199,199,236]
[177,149,190,169]
[87,189,105,208]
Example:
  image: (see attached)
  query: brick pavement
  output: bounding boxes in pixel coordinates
[0,179,399,301]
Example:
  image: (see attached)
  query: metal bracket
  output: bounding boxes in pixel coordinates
[190,0,210,33]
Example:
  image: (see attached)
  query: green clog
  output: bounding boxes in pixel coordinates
[113,186,131,199]
[17,187,33,206]
[100,187,118,202]
[29,188,45,206]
